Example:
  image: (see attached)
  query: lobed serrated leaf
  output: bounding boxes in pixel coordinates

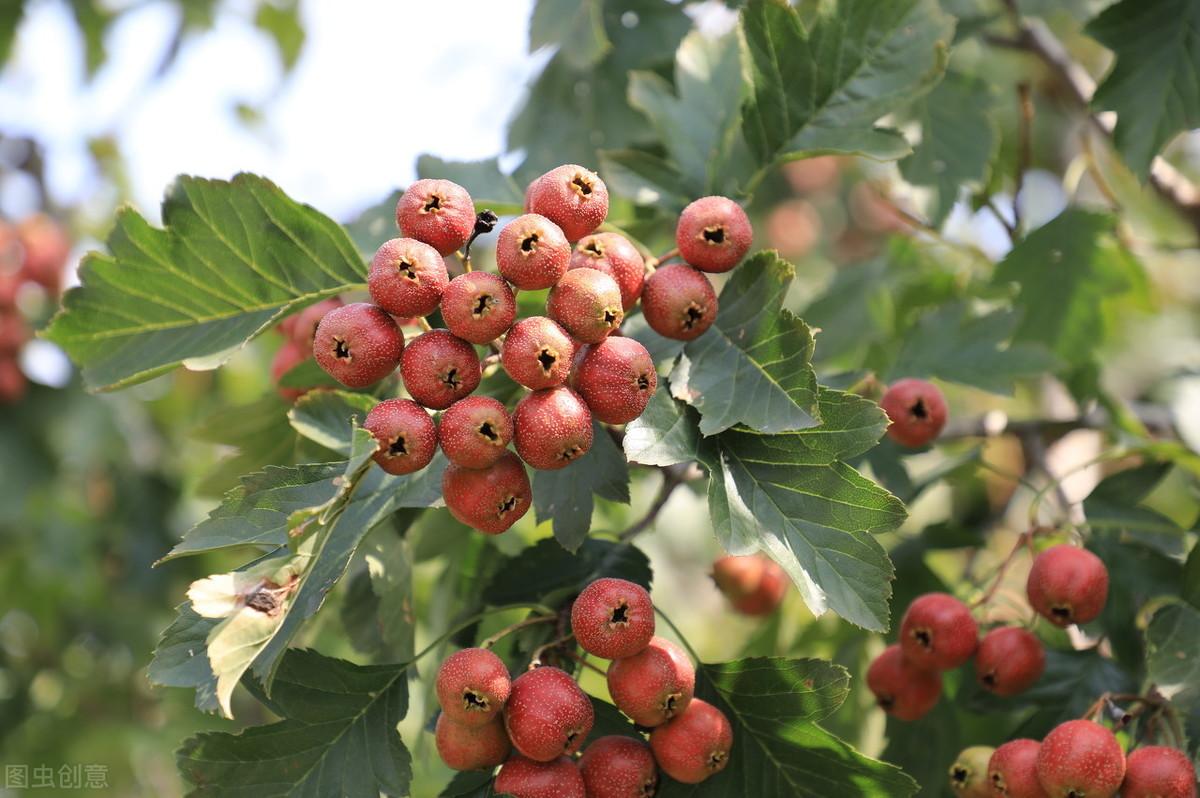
[533,422,631,551]
[288,390,377,455]
[624,388,703,467]
[483,538,652,607]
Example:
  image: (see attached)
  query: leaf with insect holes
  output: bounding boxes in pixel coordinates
[670,251,821,437]
[178,648,413,797]
[43,174,365,391]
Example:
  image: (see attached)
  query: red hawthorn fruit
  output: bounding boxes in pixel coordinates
[975,627,1045,697]
[0,311,30,354]
[435,713,511,771]
[711,555,788,616]
[675,196,753,274]
[436,647,512,727]
[880,378,948,448]
[989,739,1049,798]
[16,213,71,292]
[640,264,718,341]
[0,357,26,404]
[494,755,586,798]
[501,316,576,390]
[1026,544,1109,628]
[399,328,481,410]
[569,232,645,311]
[899,592,979,671]
[570,577,655,660]
[524,164,609,242]
[362,398,438,475]
[648,698,733,784]
[546,268,624,344]
[270,339,309,402]
[606,636,695,728]
[1121,746,1198,798]
[289,297,344,354]
[572,336,657,425]
[951,746,997,798]
[312,302,404,388]
[438,395,513,469]
[395,178,476,256]
[442,451,531,534]
[496,213,571,290]
[1036,720,1125,798]
[503,666,594,762]
[578,735,659,798]
[440,271,517,344]
[512,386,593,470]
[367,237,449,319]
[866,644,942,721]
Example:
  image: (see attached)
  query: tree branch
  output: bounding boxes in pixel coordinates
[617,463,695,541]
[985,19,1200,240]
[938,401,1176,442]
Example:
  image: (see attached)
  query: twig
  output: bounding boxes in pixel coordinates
[479,614,557,649]
[617,465,688,541]
[529,633,575,668]
[971,530,1034,608]
[938,402,1176,442]
[562,650,607,677]
[416,317,432,332]
[1014,81,1033,235]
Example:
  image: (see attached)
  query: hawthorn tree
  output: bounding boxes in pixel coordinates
[29,0,1200,795]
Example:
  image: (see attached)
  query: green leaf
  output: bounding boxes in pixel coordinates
[880,700,961,798]
[597,149,692,211]
[658,657,917,796]
[415,155,525,215]
[364,523,417,661]
[1090,534,1182,672]
[888,302,1060,394]
[148,603,221,714]
[1087,0,1200,180]
[628,29,751,196]
[483,538,652,606]
[178,649,412,797]
[1145,602,1200,716]
[533,422,631,552]
[288,390,377,455]
[276,355,340,390]
[624,388,703,467]
[44,174,365,391]
[192,395,302,496]
[1184,545,1200,610]
[1083,463,1190,555]
[900,71,997,224]
[254,1,306,71]
[343,190,402,258]
[0,2,24,65]
[440,772,509,797]
[671,252,821,436]
[993,209,1147,367]
[529,0,610,68]
[704,425,905,631]
[738,0,952,166]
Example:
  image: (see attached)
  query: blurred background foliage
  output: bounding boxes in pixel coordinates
[1,0,1199,795]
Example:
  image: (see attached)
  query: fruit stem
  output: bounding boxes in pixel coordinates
[406,602,559,669]
[416,317,433,332]
[645,246,679,273]
[970,530,1033,609]
[617,465,687,541]
[529,633,575,668]
[479,614,557,649]
[561,650,607,677]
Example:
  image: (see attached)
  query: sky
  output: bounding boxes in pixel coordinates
[0,0,545,222]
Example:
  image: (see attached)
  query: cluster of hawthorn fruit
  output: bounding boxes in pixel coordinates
[0,214,69,403]
[274,163,754,533]
[432,577,731,796]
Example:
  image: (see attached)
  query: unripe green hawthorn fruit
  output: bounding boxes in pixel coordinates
[579,736,658,798]
[438,396,513,469]
[569,232,644,310]
[648,698,733,784]
[573,336,656,425]
[524,164,609,242]
[866,644,942,721]
[441,451,531,534]
[951,746,997,798]
[399,329,481,410]
[1026,545,1109,628]
[436,647,511,727]
[289,297,344,354]
[1036,720,1125,798]
[711,555,788,616]
[496,214,571,290]
[440,271,517,345]
[606,636,694,727]
[395,178,475,256]
[570,577,655,660]
[313,302,404,388]
[367,237,448,319]
[503,666,594,762]
[899,592,979,671]
[989,739,1049,798]
[546,268,623,344]
[880,378,948,448]
[494,755,586,798]
[675,196,753,273]
[435,713,511,771]
[1121,746,1197,798]
[512,386,593,470]
[363,398,437,475]
[501,316,576,389]
[975,627,1045,696]
[640,264,717,341]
